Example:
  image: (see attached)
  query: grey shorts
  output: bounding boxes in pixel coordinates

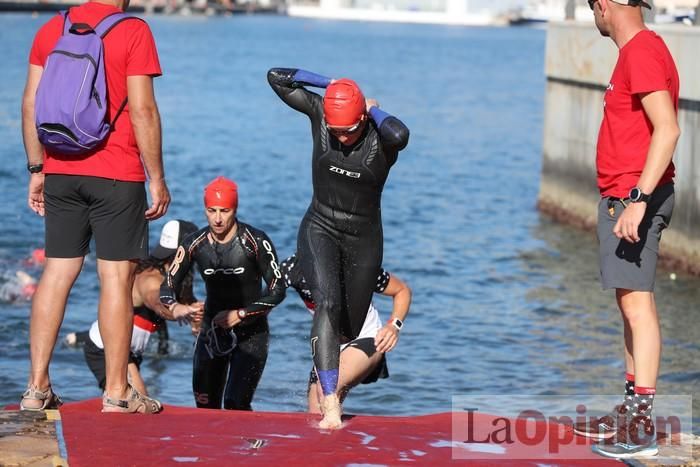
[44,174,148,261]
[598,183,674,291]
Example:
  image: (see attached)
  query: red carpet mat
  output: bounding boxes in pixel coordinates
[55,399,619,466]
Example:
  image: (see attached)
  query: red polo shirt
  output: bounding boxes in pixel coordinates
[596,30,678,198]
[29,2,162,182]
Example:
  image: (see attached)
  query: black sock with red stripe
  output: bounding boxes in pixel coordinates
[624,373,635,397]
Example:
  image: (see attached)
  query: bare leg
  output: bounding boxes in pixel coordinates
[25,258,84,409]
[127,362,147,396]
[308,381,322,415]
[308,347,383,415]
[336,347,383,402]
[617,294,635,378]
[616,289,660,388]
[97,259,137,401]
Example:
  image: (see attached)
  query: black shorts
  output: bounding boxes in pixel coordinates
[309,338,389,387]
[44,174,148,261]
[83,337,142,390]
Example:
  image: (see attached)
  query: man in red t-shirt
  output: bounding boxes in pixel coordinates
[572,0,680,459]
[21,0,169,414]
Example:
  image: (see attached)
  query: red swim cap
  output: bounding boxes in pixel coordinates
[204,176,238,210]
[323,78,366,127]
[31,248,46,266]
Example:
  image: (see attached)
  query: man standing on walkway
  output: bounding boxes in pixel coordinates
[21,0,169,413]
[573,0,680,458]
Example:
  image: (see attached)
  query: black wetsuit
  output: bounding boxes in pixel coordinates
[268,68,409,394]
[160,222,285,410]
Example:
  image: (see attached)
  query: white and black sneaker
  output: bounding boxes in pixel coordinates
[592,416,658,459]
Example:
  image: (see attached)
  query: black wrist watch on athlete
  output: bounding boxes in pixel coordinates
[629,187,651,203]
[27,163,44,174]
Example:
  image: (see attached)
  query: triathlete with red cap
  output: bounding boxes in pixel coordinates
[160,176,286,410]
[268,68,409,428]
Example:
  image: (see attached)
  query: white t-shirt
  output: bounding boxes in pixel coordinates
[307,302,382,350]
[88,319,153,355]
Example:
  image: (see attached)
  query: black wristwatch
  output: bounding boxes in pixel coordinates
[629,187,651,203]
[27,163,44,174]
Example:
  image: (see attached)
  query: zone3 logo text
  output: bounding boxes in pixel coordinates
[329,165,361,179]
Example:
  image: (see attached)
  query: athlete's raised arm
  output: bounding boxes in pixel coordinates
[366,100,410,165]
[267,67,330,116]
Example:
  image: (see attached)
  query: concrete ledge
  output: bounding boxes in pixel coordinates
[0,410,65,466]
[624,432,700,466]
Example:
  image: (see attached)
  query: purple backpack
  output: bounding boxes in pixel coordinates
[35,11,136,155]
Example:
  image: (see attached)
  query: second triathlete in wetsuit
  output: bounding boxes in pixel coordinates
[268,68,409,427]
[280,254,391,378]
[160,177,285,410]
[281,254,412,414]
[81,304,165,390]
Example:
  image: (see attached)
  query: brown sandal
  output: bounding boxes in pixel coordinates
[20,386,63,411]
[102,385,162,414]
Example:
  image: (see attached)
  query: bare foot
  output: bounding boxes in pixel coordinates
[319,394,342,430]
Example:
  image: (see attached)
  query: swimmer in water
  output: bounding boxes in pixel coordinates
[0,270,37,303]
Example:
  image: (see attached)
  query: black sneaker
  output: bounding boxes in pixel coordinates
[592,416,658,458]
[573,403,629,440]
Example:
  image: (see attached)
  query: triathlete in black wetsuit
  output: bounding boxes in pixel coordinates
[268,68,409,427]
[160,177,285,410]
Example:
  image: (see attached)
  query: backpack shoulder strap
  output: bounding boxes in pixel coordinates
[94,12,143,39]
[60,10,71,36]
[93,13,146,129]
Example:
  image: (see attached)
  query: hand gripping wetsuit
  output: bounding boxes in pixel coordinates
[160,222,285,410]
[268,68,409,395]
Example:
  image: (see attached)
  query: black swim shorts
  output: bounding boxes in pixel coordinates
[44,175,148,261]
